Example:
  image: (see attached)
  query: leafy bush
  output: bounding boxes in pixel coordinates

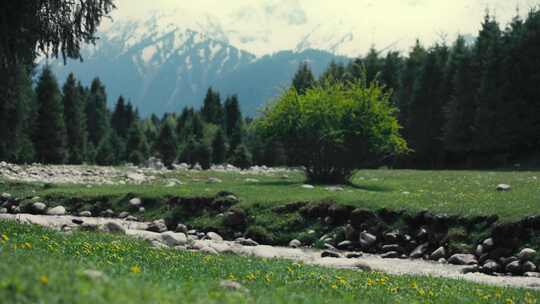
[255,79,408,184]
[229,144,252,169]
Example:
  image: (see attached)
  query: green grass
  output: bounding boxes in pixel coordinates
[3,169,540,220]
[0,220,538,304]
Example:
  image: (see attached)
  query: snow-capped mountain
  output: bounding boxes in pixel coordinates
[49,6,351,116]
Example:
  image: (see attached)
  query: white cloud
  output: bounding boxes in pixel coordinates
[106,0,539,56]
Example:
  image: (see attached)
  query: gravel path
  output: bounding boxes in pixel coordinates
[1,214,539,290]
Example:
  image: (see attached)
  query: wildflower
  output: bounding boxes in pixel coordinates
[130,265,141,273]
[2,234,9,241]
[39,275,49,285]
[506,299,514,304]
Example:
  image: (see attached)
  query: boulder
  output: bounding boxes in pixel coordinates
[359,231,377,249]
[481,260,501,274]
[289,239,302,248]
[175,224,188,233]
[301,184,314,189]
[102,222,126,234]
[80,223,99,231]
[200,246,219,255]
[517,248,536,261]
[410,243,429,259]
[500,256,519,266]
[523,261,537,273]
[382,244,404,254]
[448,254,477,265]
[1,192,12,200]
[524,272,540,278]
[381,251,400,259]
[482,238,495,250]
[0,208,7,214]
[321,250,342,258]
[125,215,138,221]
[236,238,259,246]
[129,198,142,207]
[147,219,168,233]
[337,240,354,250]
[206,232,223,242]
[101,209,115,218]
[31,202,47,214]
[505,260,522,275]
[383,231,400,243]
[79,211,92,217]
[161,232,188,247]
[461,265,480,274]
[118,211,130,219]
[46,206,66,216]
[430,247,446,260]
[346,252,363,259]
[496,184,511,191]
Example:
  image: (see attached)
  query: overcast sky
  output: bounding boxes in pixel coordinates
[108,0,540,55]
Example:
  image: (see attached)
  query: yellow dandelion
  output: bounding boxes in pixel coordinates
[39,275,49,285]
[2,234,9,241]
[130,265,141,273]
[506,299,514,304]
[331,284,338,289]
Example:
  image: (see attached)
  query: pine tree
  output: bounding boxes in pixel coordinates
[156,120,177,168]
[126,122,149,165]
[63,74,87,164]
[407,44,449,167]
[86,78,110,147]
[201,88,223,124]
[380,51,403,105]
[34,67,67,164]
[443,36,476,156]
[111,95,127,138]
[211,129,227,164]
[472,13,504,154]
[319,61,347,84]
[229,144,252,169]
[291,62,316,94]
[95,133,115,166]
[191,112,205,141]
[194,141,212,170]
[224,95,242,138]
[363,47,382,84]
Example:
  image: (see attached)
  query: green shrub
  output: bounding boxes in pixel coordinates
[255,78,408,184]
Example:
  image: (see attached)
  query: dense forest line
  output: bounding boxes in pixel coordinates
[1,10,540,169]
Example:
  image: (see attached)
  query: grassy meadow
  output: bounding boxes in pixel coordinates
[2,169,540,221]
[0,220,538,304]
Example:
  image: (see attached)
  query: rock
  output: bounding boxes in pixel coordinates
[125,215,138,221]
[325,186,344,192]
[301,184,315,189]
[220,280,248,293]
[381,251,400,259]
[524,272,540,278]
[482,238,495,250]
[150,240,168,249]
[382,244,404,254]
[321,250,342,258]
[72,219,84,225]
[0,208,8,214]
[138,207,145,213]
[505,260,523,275]
[175,224,188,233]
[475,245,484,257]
[126,172,145,182]
[523,261,537,273]
[481,260,501,274]
[496,184,511,191]
[448,254,478,265]
[101,209,114,217]
[337,240,353,250]
[323,243,337,251]
[206,232,223,242]
[199,246,218,255]
[147,219,168,233]
[118,211,130,219]
[461,265,480,274]
[409,243,429,259]
[500,256,519,266]
[1,192,12,200]
[430,247,446,260]
[517,248,536,261]
[80,223,99,231]
[244,178,259,183]
[415,227,428,241]
[344,224,358,241]
[31,202,47,214]
[10,205,21,214]
[161,232,188,247]
[79,211,92,217]
[46,206,66,216]
[289,239,301,248]
[346,252,363,259]
[129,198,142,207]
[207,177,223,184]
[359,231,377,249]
[236,238,259,246]
[383,231,400,243]
[102,222,126,234]
[81,269,105,281]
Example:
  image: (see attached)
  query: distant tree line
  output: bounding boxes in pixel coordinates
[292,10,540,168]
[2,9,540,170]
